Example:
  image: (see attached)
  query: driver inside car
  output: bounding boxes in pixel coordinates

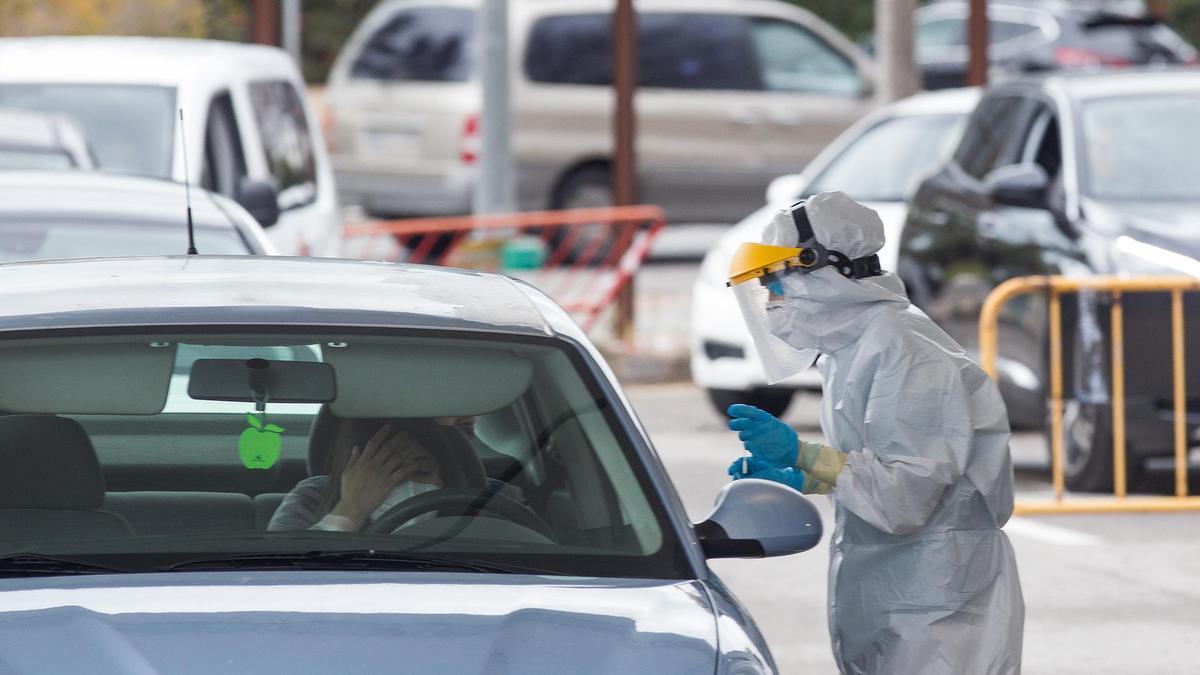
[268,418,449,532]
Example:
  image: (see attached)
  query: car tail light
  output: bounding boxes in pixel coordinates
[1055,46,1131,67]
[460,113,479,165]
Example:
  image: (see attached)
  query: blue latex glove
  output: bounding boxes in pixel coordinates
[766,279,785,297]
[727,404,799,468]
[728,456,806,492]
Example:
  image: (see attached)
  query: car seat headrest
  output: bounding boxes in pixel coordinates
[0,414,105,509]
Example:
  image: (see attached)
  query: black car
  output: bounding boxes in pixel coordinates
[914,0,1197,89]
[898,68,1200,491]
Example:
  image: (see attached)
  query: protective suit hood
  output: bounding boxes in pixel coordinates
[762,191,910,355]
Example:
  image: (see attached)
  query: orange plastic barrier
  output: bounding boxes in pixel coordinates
[342,205,666,332]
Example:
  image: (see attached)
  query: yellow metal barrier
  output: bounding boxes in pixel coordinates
[979,276,1200,514]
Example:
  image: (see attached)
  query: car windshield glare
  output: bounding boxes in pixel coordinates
[1080,94,1200,201]
[805,113,966,202]
[0,220,248,261]
[0,331,684,579]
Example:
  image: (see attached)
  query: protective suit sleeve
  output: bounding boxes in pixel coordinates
[834,351,976,535]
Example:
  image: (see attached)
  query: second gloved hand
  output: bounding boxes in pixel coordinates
[727,403,799,467]
[728,456,806,492]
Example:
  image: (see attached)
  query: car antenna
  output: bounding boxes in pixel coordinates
[179,108,198,255]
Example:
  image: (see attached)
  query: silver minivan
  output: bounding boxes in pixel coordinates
[326,0,875,223]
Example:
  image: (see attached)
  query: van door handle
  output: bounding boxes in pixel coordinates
[771,110,807,126]
[927,210,949,227]
[730,108,761,126]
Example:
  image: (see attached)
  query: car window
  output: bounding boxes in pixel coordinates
[350,6,475,82]
[806,113,967,201]
[200,92,247,198]
[991,19,1042,44]
[525,12,760,90]
[1019,104,1061,179]
[0,84,175,178]
[749,17,860,95]
[917,17,966,52]
[953,95,1031,180]
[0,331,687,580]
[1079,94,1200,200]
[0,148,74,170]
[247,81,317,211]
[0,221,250,262]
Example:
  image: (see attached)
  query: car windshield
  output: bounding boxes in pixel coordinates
[0,221,249,261]
[0,84,175,178]
[0,331,686,579]
[805,113,966,202]
[1080,94,1200,201]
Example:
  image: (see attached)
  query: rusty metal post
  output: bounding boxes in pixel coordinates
[250,0,280,46]
[612,0,637,343]
[966,0,988,86]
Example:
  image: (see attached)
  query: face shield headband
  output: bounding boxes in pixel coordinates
[776,200,883,285]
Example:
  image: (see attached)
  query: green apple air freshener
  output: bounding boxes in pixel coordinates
[239,413,283,469]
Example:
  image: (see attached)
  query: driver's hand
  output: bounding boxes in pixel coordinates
[330,425,411,530]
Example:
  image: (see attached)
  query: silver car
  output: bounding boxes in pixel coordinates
[0,256,820,673]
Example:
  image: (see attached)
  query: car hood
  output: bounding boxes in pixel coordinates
[0,572,718,674]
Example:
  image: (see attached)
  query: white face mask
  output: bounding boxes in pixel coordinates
[369,481,440,523]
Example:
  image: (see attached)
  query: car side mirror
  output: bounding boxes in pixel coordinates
[694,479,823,559]
[985,163,1049,209]
[766,173,808,204]
[236,178,281,228]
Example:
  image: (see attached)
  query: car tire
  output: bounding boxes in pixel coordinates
[549,165,614,264]
[707,387,795,419]
[1062,401,1143,493]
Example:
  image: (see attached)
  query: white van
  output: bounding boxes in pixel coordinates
[0,37,341,256]
[326,0,876,223]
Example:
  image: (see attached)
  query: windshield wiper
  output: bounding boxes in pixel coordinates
[0,553,133,577]
[162,550,560,576]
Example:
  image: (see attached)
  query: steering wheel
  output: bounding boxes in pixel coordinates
[364,487,555,540]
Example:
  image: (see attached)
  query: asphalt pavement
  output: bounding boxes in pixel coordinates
[628,382,1200,675]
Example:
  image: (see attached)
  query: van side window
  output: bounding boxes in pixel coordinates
[200,92,247,197]
[247,81,317,211]
[351,7,474,82]
[749,18,860,95]
[953,95,1030,180]
[525,13,760,91]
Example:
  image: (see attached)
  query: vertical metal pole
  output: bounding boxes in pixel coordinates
[966,0,988,86]
[874,0,920,103]
[612,0,637,342]
[1050,291,1065,502]
[474,0,515,215]
[1111,292,1127,498]
[282,0,302,67]
[250,0,280,46]
[1172,289,1189,497]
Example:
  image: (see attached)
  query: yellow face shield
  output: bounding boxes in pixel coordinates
[726,242,821,384]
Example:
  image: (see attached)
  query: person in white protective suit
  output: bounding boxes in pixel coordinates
[724,191,1024,674]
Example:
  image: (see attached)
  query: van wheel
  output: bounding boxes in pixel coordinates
[1062,401,1142,492]
[549,166,614,264]
[707,387,794,419]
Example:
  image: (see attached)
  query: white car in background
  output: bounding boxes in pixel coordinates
[0,37,340,256]
[691,87,980,417]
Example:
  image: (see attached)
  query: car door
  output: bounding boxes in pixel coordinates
[745,15,873,183]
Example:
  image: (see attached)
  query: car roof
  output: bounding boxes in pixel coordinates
[995,67,1200,101]
[0,256,555,335]
[0,37,295,87]
[0,171,241,230]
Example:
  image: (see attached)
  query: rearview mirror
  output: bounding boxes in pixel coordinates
[694,479,822,559]
[985,163,1049,209]
[188,358,336,403]
[765,173,808,204]
[236,178,281,228]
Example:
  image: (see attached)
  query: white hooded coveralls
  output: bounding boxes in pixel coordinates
[765,192,1024,674]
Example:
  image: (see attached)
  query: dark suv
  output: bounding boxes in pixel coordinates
[898,68,1200,491]
[915,0,1197,89]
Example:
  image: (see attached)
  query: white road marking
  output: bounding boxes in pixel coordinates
[1004,517,1103,546]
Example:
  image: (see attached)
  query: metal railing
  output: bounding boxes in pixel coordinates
[980,275,1200,514]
